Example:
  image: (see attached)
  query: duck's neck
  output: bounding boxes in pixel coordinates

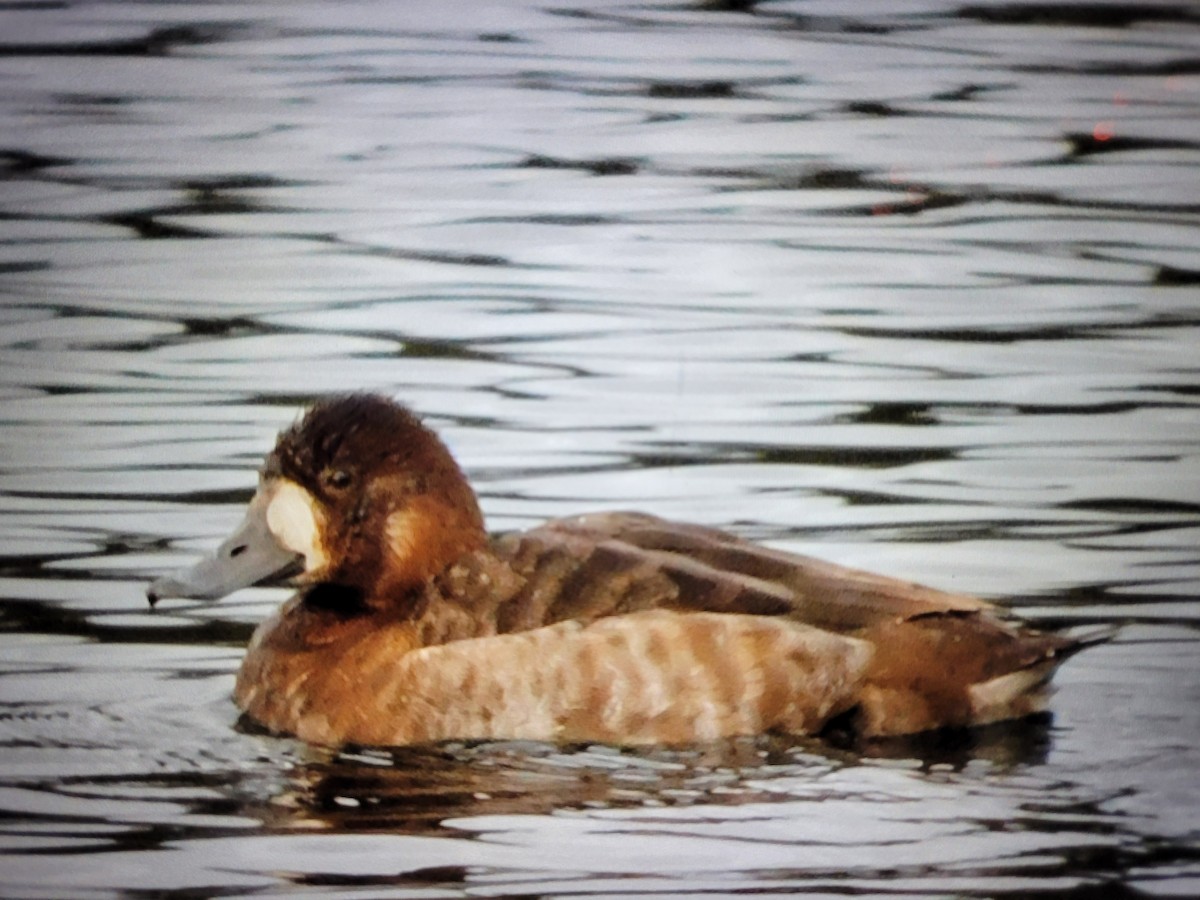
[300,582,371,617]
[315,499,487,616]
[365,480,485,598]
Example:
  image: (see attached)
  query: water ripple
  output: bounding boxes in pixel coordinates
[0,0,1198,896]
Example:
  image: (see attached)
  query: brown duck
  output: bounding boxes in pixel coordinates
[148,394,1090,748]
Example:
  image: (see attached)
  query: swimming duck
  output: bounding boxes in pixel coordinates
[148,393,1087,748]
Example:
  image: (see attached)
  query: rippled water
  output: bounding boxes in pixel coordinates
[2,0,1198,896]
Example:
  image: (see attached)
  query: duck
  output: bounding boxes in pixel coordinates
[148,393,1091,748]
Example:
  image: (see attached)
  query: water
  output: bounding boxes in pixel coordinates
[1,0,1198,896]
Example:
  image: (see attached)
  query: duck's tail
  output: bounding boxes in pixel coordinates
[851,615,1114,738]
[968,624,1116,727]
[1051,624,1119,655]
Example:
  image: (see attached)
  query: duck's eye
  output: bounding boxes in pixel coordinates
[324,469,353,491]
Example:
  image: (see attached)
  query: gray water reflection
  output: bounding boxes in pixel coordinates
[2,0,1199,896]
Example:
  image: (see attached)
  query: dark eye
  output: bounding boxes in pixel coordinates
[324,469,353,490]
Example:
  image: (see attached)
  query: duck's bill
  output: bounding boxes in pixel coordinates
[147,493,302,606]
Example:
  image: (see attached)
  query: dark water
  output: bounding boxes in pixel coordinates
[2,0,1199,896]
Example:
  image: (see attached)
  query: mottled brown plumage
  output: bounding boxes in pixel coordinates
[148,393,1090,748]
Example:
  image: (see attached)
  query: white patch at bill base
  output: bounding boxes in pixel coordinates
[265,479,327,572]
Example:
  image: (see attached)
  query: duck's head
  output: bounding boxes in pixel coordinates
[147,394,486,609]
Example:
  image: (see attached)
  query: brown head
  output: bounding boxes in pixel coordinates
[147,394,487,609]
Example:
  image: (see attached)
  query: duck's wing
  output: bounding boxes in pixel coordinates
[493,511,990,633]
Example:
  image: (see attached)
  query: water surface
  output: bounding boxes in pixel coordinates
[1,0,1198,896]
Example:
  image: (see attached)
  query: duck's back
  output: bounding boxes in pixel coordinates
[488,512,988,630]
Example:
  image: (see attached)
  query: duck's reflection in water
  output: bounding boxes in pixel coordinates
[254,720,1055,835]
